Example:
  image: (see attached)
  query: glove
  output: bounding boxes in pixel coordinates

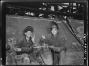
[42,34,46,39]
[14,48,21,51]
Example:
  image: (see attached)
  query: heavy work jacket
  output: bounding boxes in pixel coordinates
[40,32,67,52]
[15,37,34,55]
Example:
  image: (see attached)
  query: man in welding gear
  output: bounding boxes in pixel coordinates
[14,26,42,64]
[40,21,67,65]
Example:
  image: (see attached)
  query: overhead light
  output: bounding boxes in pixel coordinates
[51,6,54,11]
[62,6,68,8]
[73,7,76,9]
[73,3,76,6]
[43,3,45,5]
[39,8,42,10]
[39,13,44,17]
[58,6,63,10]
[30,12,35,16]
[42,3,47,6]
[42,8,46,10]
[64,16,67,19]
[25,12,30,15]
[63,3,69,5]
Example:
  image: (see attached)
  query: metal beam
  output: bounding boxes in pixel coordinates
[6,4,84,17]
[2,0,88,3]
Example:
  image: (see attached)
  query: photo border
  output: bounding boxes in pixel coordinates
[0,0,88,66]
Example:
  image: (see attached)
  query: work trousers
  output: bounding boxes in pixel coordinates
[51,49,66,65]
[50,49,60,65]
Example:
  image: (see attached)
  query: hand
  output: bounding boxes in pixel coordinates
[14,48,21,51]
[50,46,62,52]
[32,35,35,43]
[43,43,48,48]
[50,45,54,48]
[42,35,45,39]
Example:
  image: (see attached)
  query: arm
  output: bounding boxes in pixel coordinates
[39,35,50,46]
[14,39,33,52]
[14,45,34,53]
[20,46,34,53]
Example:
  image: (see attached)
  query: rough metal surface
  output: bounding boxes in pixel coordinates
[6,15,84,65]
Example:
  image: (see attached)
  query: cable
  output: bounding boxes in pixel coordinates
[63,17,84,46]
